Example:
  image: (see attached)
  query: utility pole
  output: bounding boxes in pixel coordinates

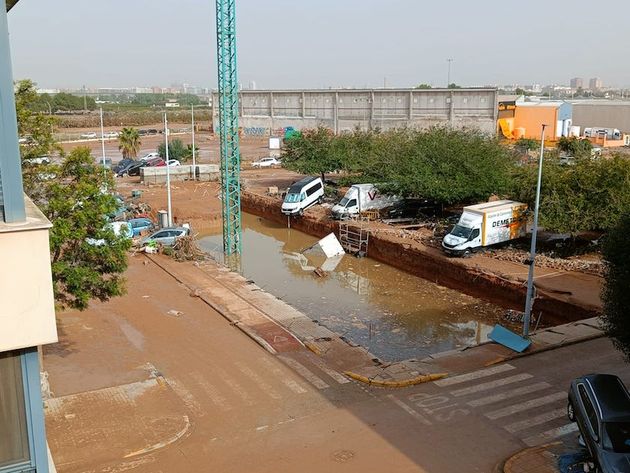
[99,107,106,175]
[164,113,173,227]
[216,0,242,263]
[447,59,453,88]
[83,85,87,112]
[191,104,196,179]
[523,124,546,338]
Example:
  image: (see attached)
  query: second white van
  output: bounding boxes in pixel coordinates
[281,176,325,216]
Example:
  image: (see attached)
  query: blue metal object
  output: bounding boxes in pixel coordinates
[0,4,26,223]
[215,0,242,264]
[489,324,531,353]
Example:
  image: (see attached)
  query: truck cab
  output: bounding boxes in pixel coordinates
[442,212,483,256]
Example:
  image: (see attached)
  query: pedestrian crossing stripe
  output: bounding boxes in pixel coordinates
[450,373,533,397]
[434,364,515,387]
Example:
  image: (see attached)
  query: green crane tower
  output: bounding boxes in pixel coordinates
[215,0,242,262]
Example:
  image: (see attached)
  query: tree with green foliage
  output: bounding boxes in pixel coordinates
[34,147,131,310]
[415,83,432,89]
[15,80,130,310]
[448,83,462,89]
[511,155,630,233]
[601,212,630,360]
[557,136,592,159]
[281,126,339,182]
[157,138,189,162]
[118,127,141,159]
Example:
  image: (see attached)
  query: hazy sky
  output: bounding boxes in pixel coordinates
[7,0,629,90]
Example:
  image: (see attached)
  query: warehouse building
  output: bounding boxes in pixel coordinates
[498,97,572,140]
[214,88,499,136]
[571,100,630,133]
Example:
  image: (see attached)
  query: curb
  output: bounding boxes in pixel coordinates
[343,371,448,388]
[145,254,282,355]
[502,442,561,473]
[485,332,605,366]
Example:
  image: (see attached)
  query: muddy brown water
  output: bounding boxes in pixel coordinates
[198,213,519,362]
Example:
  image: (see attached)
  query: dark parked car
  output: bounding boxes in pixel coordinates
[127,161,147,176]
[387,198,440,220]
[568,374,630,472]
[113,159,134,174]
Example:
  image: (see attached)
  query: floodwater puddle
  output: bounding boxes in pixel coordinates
[198,213,518,361]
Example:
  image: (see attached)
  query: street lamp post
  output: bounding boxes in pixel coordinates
[523,124,547,338]
[191,104,196,179]
[99,107,106,175]
[164,113,173,227]
[447,58,453,87]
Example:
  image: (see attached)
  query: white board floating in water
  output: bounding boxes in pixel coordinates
[315,233,345,258]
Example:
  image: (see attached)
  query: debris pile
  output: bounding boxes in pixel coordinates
[487,248,605,277]
[171,235,207,262]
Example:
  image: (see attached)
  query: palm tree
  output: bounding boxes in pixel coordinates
[118,127,141,159]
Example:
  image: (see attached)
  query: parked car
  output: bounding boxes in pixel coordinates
[252,157,281,168]
[113,159,134,174]
[141,227,190,246]
[103,131,119,139]
[387,198,440,220]
[568,374,630,472]
[145,157,166,167]
[24,156,51,165]
[117,160,142,177]
[127,161,148,176]
[140,152,160,161]
[80,132,97,139]
[127,217,154,236]
[167,159,180,167]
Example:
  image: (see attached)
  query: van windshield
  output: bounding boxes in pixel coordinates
[285,193,301,203]
[339,197,349,207]
[450,224,473,239]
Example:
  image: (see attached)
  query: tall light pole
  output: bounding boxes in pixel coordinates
[99,107,106,174]
[447,58,453,88]
[523,124,547,338]
[164,113,173,227]
[191,104,196,179]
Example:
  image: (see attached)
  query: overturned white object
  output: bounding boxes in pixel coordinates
[314,233,345,258]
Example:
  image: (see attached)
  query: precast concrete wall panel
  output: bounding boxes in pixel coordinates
[216,88,497,135]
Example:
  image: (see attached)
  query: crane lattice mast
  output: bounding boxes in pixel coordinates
[215,0,242,261]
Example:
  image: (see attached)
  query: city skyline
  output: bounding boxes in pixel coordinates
[7,0,630,90]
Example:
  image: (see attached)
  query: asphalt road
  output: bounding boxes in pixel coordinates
[45,254,629,473]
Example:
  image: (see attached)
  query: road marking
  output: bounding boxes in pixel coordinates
[467,382,551,407]
[450,373,533,397]
[387,395,432,425]
[434,364,515,387]
[189,372,232,411]
[307,356,350,384]
[213,367,255,406]
[522,423,579,447]
[485,392,567,420]
[167,378,206,417]
[235,361,283,400]
[504,408,566,433]
[279,356,330,390]
[259,357,308,394]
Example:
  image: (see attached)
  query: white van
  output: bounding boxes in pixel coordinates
[331,183,400,219]
[281,176,325,216]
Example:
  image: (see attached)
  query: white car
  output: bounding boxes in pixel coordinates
[103,131,119,139]
[252,157,281,168]
[167,159,180,167]
[140,152,160,161]
[80,132,97,139]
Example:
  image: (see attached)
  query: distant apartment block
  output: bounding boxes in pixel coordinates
[570,77,584,89]
[589,77,603,90]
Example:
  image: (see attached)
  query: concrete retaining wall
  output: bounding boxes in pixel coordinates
[142,165,220,185]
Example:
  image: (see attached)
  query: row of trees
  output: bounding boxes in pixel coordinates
[30,91,97,112]
[282,126,630,234]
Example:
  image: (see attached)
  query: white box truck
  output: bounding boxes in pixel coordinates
[442,200,528,256]
[331,183,400,220]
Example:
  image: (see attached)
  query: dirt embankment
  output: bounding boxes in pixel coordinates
[241,191,601,326]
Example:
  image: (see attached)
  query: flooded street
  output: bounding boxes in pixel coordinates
[198,213,517,362]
